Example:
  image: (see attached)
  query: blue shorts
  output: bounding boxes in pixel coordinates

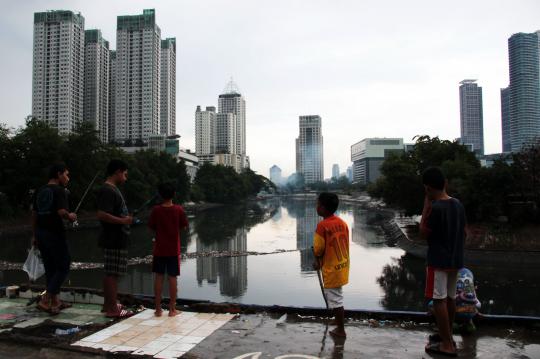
[152,256,180,276]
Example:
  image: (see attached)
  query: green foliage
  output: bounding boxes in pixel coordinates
[193,164,273,204]
[0,120,190,218]
[368,135,520,222]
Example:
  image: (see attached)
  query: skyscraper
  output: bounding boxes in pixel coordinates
[195,106,216,156]
[296,115,324,184]
[84,29,109,143]
[459,80,484,155]
[269,165,282,185]
[501,87,511,153]
[218,80,246,156]
[160,38,176,136]
[32,11,85,135]
[508,32,540,151]
[114,9,161,144]
[108,50,116,143]
[332,164,340,179]
[195,80,249,172]
[215,113,237,154]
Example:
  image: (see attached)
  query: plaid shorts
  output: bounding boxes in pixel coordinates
[103,248,128,276]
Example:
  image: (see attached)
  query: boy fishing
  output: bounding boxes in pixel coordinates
[313,192,350,337]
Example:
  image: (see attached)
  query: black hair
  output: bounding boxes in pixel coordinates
[318,192,339,214]
[422,167,446,191]
[106,159,128,177]
[158,182,175,200]
[48,162,67,180]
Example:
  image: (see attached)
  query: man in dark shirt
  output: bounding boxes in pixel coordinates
[32,163,77,314]
[420,167,466,357]
[96,159,133,318]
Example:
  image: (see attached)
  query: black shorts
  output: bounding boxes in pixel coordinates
[152,256,180,276]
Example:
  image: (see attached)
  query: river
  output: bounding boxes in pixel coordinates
[1,198,539,316]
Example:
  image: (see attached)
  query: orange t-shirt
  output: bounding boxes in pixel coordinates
[313,215,350,288]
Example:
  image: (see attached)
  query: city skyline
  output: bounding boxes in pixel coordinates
[2,1,540,177]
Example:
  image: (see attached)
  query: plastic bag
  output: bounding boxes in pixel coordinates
[22,246,45,281]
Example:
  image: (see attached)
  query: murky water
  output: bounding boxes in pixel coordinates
[1,198,539,316]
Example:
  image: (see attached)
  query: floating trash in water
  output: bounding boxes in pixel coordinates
[276,314,287,326]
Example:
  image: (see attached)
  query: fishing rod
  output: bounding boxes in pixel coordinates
[131,193,162,225]
[312,246,329,309]
[72,171,101,227]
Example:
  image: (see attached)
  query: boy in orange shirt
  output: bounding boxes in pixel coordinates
[313,192,350,337]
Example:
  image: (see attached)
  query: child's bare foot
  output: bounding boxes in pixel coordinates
[155,308,163,317]
[168,307,179,317]
[330,328,347,338]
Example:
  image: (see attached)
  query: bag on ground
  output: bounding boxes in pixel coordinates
[22,246,45,281]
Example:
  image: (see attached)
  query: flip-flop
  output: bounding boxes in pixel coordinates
[36,302,50,313]
[105,309,134,319]
[59,301,72,310]
[429,334,457,347]
[425,342,457,357]
[101,303,124,313]
[49,305,61,316]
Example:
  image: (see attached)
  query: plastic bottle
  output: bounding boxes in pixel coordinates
[55,327,81,335]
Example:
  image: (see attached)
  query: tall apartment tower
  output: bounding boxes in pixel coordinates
[501,87,512,152]
[332,164,340,179]
[296,115,324,184]
[32,11,85,135]
[83,29,109,143]
[508,32,540,151]
[269,165,282,185]
[195,106,216,156]
[459,80,484,155]
[108,50,116,143]
[114,9,161,144]
[218,80,246,156]
[215,113,237,154]
[160,38,176,136]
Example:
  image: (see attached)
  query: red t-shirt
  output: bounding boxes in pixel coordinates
[148,204,189,256]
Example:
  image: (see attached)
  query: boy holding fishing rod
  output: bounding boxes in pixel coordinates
[312,192,350,338]
[96,159,133,318]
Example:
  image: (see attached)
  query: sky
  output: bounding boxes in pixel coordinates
[1,0,540,178]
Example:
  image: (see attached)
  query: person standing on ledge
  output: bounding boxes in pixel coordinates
[313,192,350,338]
[96,159,133,318]
[148,182,189,317]
[420,167,466,357]
[33,162,77,314]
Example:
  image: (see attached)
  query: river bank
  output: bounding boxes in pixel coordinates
[0,288,539,359]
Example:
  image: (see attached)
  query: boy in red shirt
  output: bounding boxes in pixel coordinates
[148,182,189,317]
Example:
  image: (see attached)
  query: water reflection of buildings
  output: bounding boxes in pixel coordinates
[296,201,318,272]
[352,209,384,246]
[195,228,248,299]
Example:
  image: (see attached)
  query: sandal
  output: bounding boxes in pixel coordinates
[36,301,50,313]
[425,342,457,357]
[101,303,124,313]
[105,309,134,319]
[59,301,72,310]
[49,305,61,316]
[429,333,457,347]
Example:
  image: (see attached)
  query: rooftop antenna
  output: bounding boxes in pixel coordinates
[223,76,241,95]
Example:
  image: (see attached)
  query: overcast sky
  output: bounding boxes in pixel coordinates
[2,0,540,178]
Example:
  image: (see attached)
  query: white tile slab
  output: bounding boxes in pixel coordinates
[179,336,205,344]
[166,342,196,352]
[111,345,138,353]
[154,350,186,359]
